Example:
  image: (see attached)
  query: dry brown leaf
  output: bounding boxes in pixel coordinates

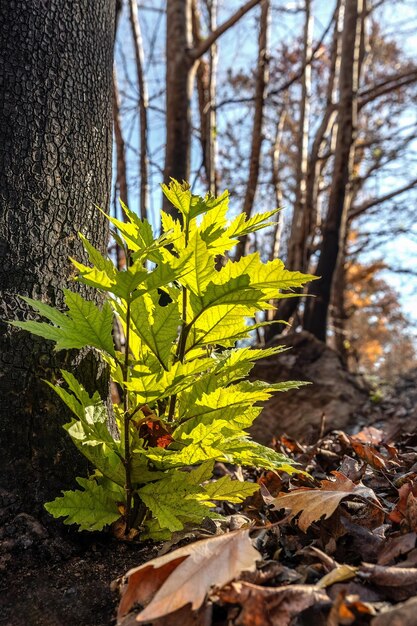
[348,438,389,470]
[328,590,377,626]
[389,481,417,527]
[218,581,329,626]
[371,597,417,625]
[359,563,417,601]
[377,532,416,565]
[316,564,358,589]
[117,530,260,624]
[351,427,385,445]
[267,471,378,532]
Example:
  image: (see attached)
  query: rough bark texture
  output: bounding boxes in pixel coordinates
[0,0,115,505]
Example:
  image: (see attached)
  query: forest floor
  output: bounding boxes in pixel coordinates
[2,369,417,626]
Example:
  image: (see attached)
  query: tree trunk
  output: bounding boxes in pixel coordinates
[128,0,149,220]
[265,0,315,341]
[303,0,363,341]
[286,0,313,273]
[235,0,270,260]
[0,0,115,506]
[163,0,194,215]
[193,0,219,195]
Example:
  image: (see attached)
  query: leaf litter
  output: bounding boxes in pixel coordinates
[115,424,417,625]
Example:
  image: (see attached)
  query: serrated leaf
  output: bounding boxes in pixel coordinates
[161,179,194,217]
[203,476,259,503]
[214,252,316,295]
[222,438,299,473]
[180,230,216,296]
[138,469,214,532]
[189,275,266,321]
[268,471,379,531]
[13,291,115,355]
[130,291,180,369]
[45,478,121,531]
[227,208,281,238]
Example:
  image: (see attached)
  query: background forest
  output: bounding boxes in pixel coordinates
[113,0,417,381]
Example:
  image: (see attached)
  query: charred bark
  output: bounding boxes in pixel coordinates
[0,0,115,505]
[303,0,363,341]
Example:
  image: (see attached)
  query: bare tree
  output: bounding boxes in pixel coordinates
[129,0,149,219]
[304,0,364,340]
[235,0,270,260]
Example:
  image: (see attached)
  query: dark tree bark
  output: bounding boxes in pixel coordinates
[0,0,116,506]
[303,0,363,340]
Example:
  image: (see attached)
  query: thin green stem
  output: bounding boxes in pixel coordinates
[123,298,133,532]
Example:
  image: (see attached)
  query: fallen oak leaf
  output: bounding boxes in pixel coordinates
[218,581,329,626]
[265,471,379,532]
[117,529,260,624]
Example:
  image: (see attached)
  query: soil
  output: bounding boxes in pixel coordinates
[0,501,156,626]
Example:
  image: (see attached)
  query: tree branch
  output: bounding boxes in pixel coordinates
[190,0,261,60]
[359,68,417,108]
[349,177,417,220]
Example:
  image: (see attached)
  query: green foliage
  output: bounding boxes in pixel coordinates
[12,180,316,539]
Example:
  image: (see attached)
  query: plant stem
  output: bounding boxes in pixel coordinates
[123,298,133,532]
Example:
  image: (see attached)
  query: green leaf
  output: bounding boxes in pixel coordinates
[180,230,216,296]
[226,208,281,239]
[189,275,265,321]
[130,291,180,369]
[222,439,299,473]
[45,478,121,531]
[13,291,115,355]
[203,476,259,503]
[138,469,214,532]
[161,179,199,218]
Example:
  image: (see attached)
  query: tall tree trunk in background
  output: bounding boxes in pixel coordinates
[270,107,287,261]
[193,0,218,194]
[113,68,129,208]
[129,0,149,220]
[303,0,363,341]
[265,0,314,341]
[163,0,262,216]
[206,0,219,196]
[164,0,195,214]
[0,0,115,506]
[286,0,313,272]
[235,0,270,260]
[331,0,369,355]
